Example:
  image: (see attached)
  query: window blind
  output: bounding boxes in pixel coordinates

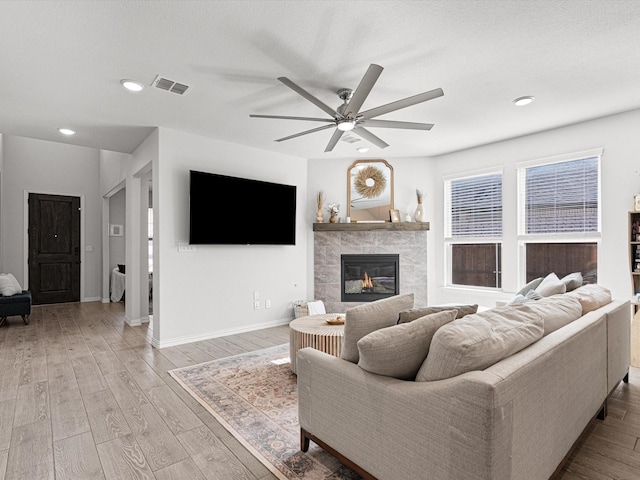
[445,173,502,237]
[520,156,599,234]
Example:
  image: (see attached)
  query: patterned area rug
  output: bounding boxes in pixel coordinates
[169,343,361,480]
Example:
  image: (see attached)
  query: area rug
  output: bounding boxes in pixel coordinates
[168,343,361,480]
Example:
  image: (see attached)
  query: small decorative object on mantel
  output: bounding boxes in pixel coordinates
[327,203,340,223]
[316,191,325,223]
[389,209,400,223]
[414,189,426,222]
[404,212,412,222]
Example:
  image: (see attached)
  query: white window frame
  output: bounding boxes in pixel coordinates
[444,167,504,289]
[516,148,602,285]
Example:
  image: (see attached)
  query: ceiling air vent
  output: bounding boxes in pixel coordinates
[152,75,189,95]
[340,134,361,144]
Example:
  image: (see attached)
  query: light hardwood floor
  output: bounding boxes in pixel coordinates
[0,301,639,480]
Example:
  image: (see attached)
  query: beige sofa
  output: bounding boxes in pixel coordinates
[296,288,630,480]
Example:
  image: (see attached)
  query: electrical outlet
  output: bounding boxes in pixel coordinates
[265,299,271,309]
[254,300,260,310]
[253,291,260,300]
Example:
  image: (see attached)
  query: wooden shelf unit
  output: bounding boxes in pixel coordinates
[630,212,640,297]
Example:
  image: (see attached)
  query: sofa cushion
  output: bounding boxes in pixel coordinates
[560,272,583,292]
[397,304,477,324]
[524,294,583,335]
[566,284,612,314]
[0,274,21,296]
[341,293,415,363]
[535,272,567,297]
[357,310,458,380]
[416,305,544,381]
[516,277,543,296]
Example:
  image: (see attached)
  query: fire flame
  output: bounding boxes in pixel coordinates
[361,272,373,289]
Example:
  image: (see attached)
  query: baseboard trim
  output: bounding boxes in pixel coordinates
[81,296,101,303]
[152,318,291,349]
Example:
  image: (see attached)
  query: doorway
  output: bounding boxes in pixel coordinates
[28,193,81,305]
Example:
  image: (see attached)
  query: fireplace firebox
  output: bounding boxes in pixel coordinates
[341,254,399,302]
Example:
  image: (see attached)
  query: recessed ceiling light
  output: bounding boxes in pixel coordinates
[513,96,534,106]
[120,79,145,92]
[58,128,76,135]
[357,147,369,153]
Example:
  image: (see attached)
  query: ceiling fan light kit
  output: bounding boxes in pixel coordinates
[250,63,443,152]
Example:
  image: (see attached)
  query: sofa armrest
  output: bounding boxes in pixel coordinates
[296,347,506,480]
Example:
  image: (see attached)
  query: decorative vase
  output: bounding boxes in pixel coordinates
[316,209,323,223]
[414,201,425,223]
[329,213,337,223]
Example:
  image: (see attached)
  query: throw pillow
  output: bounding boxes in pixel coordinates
[506,290,540,305]
[357,310,457,380]
[397,304,478,324]
[0,274,20,296]
[516,277,544,296]
[560,272,583,292]
[416,304,544,381]
[535,272,567,297]
[506,294,528,305]
[525,289,542,301]
[341,293,415,363]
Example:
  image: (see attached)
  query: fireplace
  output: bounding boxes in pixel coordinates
[341,254,399,302]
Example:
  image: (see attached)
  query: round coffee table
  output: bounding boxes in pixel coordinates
[289,313,345,374]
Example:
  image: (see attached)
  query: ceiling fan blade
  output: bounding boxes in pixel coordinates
[277,77,341,118]
[275,124,335,142]
[324,129,344,152]
[359,88,444,120]
[360,119,434,130]
[250,114,334,123]
[343,64,383,117]
[352,126,389,149]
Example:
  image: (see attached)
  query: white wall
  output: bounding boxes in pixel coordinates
[154,128,307,347]
[108,188,126,271]
[1,135,102,300]
[0,133,4,273]
[429,109,640,307]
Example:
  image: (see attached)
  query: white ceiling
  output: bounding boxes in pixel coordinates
[1,0,640,160]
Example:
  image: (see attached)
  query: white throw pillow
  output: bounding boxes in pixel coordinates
[535,272,567,297]
[0,274,20,296]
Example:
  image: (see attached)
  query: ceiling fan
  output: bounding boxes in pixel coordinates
[250,64,443,152]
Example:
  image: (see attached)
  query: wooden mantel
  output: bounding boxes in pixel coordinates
[313,222,429,232]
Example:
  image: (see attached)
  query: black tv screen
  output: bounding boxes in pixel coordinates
[189,170,297,245]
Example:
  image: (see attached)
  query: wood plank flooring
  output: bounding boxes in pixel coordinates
[0,302,286,480]
[0,301,639,479]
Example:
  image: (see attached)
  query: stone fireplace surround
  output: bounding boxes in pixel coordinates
[313,223,429,313]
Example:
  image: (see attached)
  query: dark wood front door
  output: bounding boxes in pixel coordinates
[28,193,80,305]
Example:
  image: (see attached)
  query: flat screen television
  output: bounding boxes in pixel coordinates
[189,170,297,245]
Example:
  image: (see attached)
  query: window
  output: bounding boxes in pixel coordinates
[445,171,503,288]
[518,154,600,283]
